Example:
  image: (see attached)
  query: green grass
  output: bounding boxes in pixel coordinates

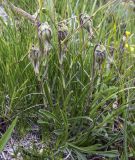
[0,0,135,159]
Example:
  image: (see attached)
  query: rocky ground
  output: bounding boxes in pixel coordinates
[0,125,45,160]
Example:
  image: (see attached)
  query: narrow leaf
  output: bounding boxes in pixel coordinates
[0,117,18,152]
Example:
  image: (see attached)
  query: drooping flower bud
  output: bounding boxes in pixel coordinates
[79,13,94,40]
[94,43,106,69]
[58,21,68,42]
[38,22,52,55]
[58,21,68,63]
[38,22,52,42]
[28,45,41,74]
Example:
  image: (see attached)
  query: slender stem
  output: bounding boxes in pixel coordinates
[90,46,96,96]
[37,74,47,108]
[3,0,36,23]
[124,90,129,160]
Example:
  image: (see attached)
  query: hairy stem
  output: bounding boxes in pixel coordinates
[3,0,36,24]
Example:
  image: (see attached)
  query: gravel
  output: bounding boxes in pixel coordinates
[0,126,45,160]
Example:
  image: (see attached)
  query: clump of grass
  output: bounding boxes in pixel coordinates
[0,0,135,159]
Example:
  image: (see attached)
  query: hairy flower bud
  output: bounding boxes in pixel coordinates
[38,22,52,42]
[58,21,68,63]
[28,45,40,74]
[94,44,106,69]
[38,22,52,55]
[79,13,93,39]
[58,21,68,42]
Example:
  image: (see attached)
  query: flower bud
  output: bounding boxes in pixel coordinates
[58,21,68,42]
[58,21,68,63]
[94,44,106,68]
[38,22,52,42]
[28,45,41,74]
[38,22,52,55]
[79,13,94,39]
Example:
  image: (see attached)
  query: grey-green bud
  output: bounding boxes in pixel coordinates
[38,22,52,43]
[79,13,93,39]
[58,21,68,42]
[94,44,106,66]
[28,45,40,74]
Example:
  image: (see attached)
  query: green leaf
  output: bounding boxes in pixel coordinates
[44,81,53,108]
[60,110,68,141]
[75,150,87,160]
[68,116,93,122]
[39,109,61,125]
[0,117,18,152]
[67,143,119,158]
